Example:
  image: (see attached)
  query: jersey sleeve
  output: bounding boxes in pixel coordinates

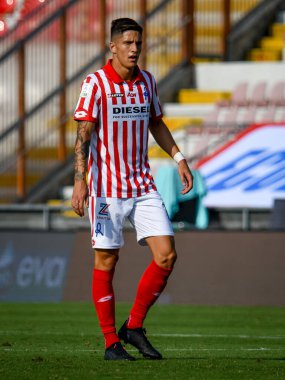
[150,74,163,121]
[74,75,100,122]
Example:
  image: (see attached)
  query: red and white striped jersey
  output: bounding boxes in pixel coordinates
[74,59,163,198]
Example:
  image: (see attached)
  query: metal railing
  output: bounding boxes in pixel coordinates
[194,0,262,60]
[0,0,264,204]
[226,0,285,61]
[0,203,271,231]
[0,0,195,202]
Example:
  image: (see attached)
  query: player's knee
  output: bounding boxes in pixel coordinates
[156,249,177,269]
[95,250,119,270]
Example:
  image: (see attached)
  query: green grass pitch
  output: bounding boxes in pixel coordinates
[0,303,285,379]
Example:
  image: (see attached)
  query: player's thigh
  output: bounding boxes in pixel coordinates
[129,191,174,246]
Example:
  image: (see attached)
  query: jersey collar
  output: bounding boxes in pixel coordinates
[103,59,144,85]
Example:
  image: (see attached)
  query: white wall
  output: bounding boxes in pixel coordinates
[196,62,285,91]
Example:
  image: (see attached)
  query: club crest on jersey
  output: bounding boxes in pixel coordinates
[143,87,149,100]
[108,93,124,98]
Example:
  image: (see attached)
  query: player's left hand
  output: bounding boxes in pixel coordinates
[178,160,193,194]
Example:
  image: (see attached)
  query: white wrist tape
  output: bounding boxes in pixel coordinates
[173,152,185,164]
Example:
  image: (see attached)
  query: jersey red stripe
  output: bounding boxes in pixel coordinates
[119,83,127,104]
[131,120,141,197]
[107,77,118,106]
[123,120,133,196]
[138,119,149,193]
[88,151,94,194]
[113,121,122,197]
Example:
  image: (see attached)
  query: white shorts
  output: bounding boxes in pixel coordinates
[88,190,174,249]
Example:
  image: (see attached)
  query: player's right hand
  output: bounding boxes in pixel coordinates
[71,181,89,217]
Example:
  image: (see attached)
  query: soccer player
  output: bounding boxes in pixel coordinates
[72,18,193,361]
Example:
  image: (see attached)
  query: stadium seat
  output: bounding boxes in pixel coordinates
[249,48,281,61]
[221,106,239,126]
[203,107,220,127]
[178,89,231,104]
[258,106,277,123]
[278,109,285,122]
[218,81,248,107]
[231,82,249,107]
[249,81,267,106]
[268,81,285,106]
[240,106,257,125]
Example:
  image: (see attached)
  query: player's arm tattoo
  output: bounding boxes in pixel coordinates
[74,121,93,182]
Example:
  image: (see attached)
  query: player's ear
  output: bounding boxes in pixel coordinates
[110,41,116,54]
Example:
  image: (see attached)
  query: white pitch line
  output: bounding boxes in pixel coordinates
[1,347,284,353]
[1,331,285,340]
[151,333,285,340]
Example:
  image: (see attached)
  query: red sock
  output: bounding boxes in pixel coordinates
[92,268,119,348]
[127,260,173,329]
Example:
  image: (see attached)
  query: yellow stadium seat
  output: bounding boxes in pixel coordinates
[178,89,231,104]
[271,23,285,39]
[261,37,284,51]
[249,48,281,61]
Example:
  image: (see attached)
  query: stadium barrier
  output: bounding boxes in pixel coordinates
[1,230,284,306]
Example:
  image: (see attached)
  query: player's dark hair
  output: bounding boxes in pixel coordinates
[111,18,143,39]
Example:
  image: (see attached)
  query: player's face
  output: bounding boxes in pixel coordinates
[110,30,142,70]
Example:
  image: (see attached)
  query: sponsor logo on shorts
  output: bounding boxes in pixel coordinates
[98,203,111,220]
[95,222,103,237]
[99,203,110,216]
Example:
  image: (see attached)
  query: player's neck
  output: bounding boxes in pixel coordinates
[111,59,135,81]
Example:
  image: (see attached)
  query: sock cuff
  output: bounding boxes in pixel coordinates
[151,260,173,277]
[93,268,115,281]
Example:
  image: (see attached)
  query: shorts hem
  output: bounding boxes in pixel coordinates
[91,244,123,250]
[138,232,174,246]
